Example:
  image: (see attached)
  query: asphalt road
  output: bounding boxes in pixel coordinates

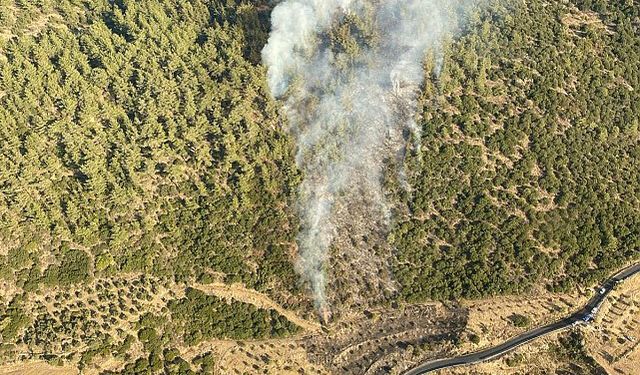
[403,263,640,375]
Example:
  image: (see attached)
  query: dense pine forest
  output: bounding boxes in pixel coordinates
[0,0,300,292]
[0,0,638,373]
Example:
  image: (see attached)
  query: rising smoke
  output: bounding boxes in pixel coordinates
[263,0,459,316]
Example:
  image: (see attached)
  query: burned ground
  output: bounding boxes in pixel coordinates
[303,303,468,375]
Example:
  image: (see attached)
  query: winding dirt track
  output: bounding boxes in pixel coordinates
[193,282,321,332]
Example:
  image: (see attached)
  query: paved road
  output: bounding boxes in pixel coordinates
[403,263,640,375]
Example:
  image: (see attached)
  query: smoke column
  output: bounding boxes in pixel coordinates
[263,0,456,315]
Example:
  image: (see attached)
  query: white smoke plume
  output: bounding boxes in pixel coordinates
[263,0,460,315]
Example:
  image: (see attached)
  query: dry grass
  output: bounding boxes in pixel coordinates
[432,273,640,375]
[439,330,568,375]
[561,10,605,29]
[0,362,77,375]
[585,273,640,374]
[181,339,330,375]
[461,290,587,350]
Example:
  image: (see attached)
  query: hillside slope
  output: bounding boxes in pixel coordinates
[0,0,638,373]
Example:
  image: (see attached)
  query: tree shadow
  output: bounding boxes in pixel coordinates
[237,2,273,65]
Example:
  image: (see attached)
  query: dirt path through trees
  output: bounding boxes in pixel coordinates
[193,282,321,332]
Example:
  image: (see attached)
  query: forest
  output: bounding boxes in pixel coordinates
[0,0,300,296]
[0,0,638,372]
[391,0,639,301]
